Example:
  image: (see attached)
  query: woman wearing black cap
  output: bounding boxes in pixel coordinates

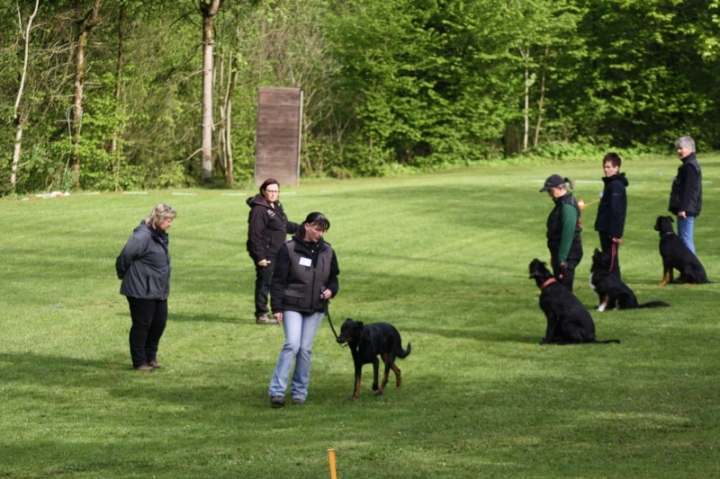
[246,179,299,324]
[539,174,583,291]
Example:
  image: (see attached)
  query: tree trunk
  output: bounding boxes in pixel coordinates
[223,56,237,187]
[71,0,102,190]
[200,0,221,182]
[533,45,550,148]
[521,46,530,152]
[112,3,125,191]
[10,0,40,193]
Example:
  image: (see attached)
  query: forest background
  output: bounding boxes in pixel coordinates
[2,0,720,195]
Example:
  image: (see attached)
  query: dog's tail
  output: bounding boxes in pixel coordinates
[593,339,621,344]
[398,342,412,359]
[637,301,670,309]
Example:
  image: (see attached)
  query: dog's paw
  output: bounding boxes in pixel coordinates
[374,389,384,396]
[371,383,379,391]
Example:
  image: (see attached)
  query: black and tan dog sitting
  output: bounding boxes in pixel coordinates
[529,258,619,344]
[654,216,709,286]
[589,248,669,311]
[336,318,411,400]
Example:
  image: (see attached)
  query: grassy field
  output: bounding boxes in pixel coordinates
[1,154,719,478]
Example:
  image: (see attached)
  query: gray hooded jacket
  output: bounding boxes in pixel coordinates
[116,222,171,300]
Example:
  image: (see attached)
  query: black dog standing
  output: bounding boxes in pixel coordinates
[529,259,619,345]
[336,318,411,400]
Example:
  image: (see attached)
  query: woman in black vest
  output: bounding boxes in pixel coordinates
[268,212,339,407]
[539,175,583,291]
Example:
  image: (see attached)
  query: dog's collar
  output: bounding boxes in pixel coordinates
[540,277,556,290]
[662,231,674,237]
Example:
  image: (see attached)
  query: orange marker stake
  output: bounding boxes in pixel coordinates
[328,448,337,479]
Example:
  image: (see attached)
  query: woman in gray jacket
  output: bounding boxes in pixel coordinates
[116,204,177,371]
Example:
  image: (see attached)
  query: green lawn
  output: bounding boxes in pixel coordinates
[1,155,719,478]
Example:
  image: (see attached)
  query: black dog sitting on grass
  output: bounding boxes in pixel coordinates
[336,318,411,400]
[654,216,709,286]
[529,258,620,345]
[589,248,670,311]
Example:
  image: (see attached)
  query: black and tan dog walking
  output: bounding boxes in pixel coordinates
[336,318,411,400]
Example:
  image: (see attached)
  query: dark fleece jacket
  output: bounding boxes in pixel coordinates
[594,173,628,239]
[246,194,298,263]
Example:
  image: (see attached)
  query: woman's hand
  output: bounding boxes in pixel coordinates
[274,312,283,324]
[258,259,270,267]
[320,289,332,300]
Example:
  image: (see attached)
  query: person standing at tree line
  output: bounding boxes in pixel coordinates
[594,152,628,279]
[116,204,177,372]
[246,178,298,324]
[539,174,583,292]
[669,136,702,254]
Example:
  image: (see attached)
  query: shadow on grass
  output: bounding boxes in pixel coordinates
[402,326,539,344]
[170,311,240,323]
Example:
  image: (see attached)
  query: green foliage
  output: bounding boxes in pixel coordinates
[2,0,720,192]
[3,158,720,477]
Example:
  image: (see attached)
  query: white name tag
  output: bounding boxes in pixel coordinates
[299,257,312,267]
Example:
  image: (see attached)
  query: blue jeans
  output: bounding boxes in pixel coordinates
[677,215,696,254]
[268,310,324,400]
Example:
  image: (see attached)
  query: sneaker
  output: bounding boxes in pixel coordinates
[148,360,162,369]
[292,397,306,405]
[270,396,285,408]
[256,313,277,324]
[134,364,154,372]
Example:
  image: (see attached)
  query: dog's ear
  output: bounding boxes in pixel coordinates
[356,321,364,329]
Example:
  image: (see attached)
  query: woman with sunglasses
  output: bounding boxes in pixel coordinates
[267,212,339,407]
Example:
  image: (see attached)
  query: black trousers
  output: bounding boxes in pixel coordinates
[254,261,276,317]
[599,233,621,280]
[550,250,583,292]
[127,296,168,368]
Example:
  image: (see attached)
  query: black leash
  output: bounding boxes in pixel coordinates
[324,300,347,348]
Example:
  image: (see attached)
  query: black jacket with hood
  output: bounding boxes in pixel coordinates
[594,173,628,239]
[246,194,298,263]
[669,153,702,217]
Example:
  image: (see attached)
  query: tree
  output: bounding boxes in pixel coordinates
[10,0,40,193]
[70,0,102,190]
[199,0,222,182]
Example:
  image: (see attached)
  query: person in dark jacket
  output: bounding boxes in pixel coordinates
[540,174,583,292]
[594,152,628,279]
[268,212,339,407]
[116,204,177,371]
[246,178,298,324]
[669,136,702,254]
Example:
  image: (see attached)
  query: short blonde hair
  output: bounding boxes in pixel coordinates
[144,203,177,229]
